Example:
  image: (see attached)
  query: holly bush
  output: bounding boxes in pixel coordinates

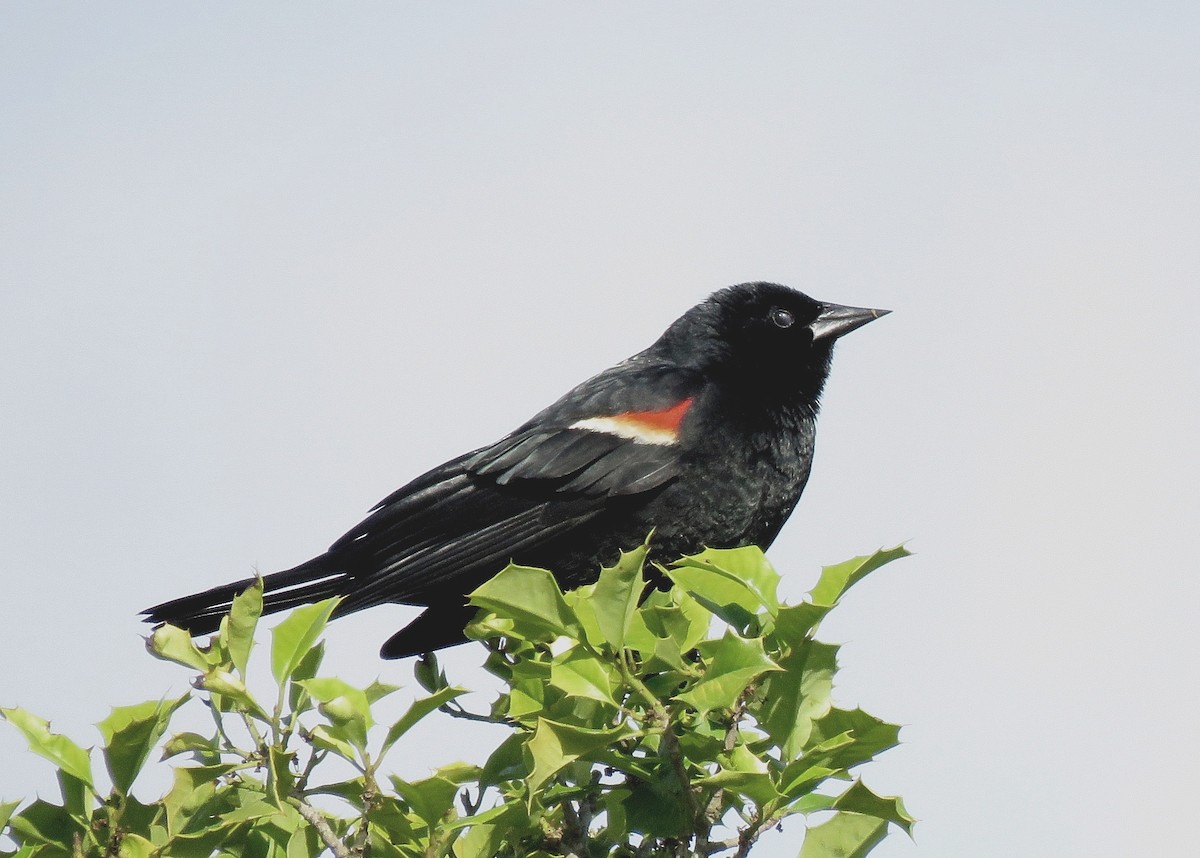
[1,543,912,857]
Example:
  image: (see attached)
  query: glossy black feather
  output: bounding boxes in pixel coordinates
[143,282,887,657]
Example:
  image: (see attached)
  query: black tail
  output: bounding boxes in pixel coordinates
[142,554,351,635]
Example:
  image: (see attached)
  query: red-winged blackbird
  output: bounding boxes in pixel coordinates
[144,282,887,658]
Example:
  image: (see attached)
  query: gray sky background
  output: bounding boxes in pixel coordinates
[2,4,1198,856]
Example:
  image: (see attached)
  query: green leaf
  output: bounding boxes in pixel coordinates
[390,774,461,826]
[700,744,778,806]
[777,761,844,801]
[220,797,284,824]
[619,765,691,838]
[469,564,577,642]
[758,640,838,757]
[453,822,503,858]
[224,578,264,677]
[7,798,84,844]
[771,603,830,648]
[270,598,339,685]
[809,545,910,608]
[675,630,781,716]
[307,724,359,763]
[0,798,21,831]
[571,542,648,652]
[162,763,238,836]
[678,546,780,614]
[833,780,916,836]
[380,686,466,758]
[117,795,160,837]
[414,652,448,693]
[287,640,325,714]
[811,708,903,771]
[364,680,402,704]
[162,825,240,858]
[798,811,889,858]
[287,827,316,858]
[98,695,189,795]
[198,669,270,721]
[57,769,88,818]
[298,678,372,753]
[549,648,618,707]
[160,731,218,761]
[146,623,215,672]
[525,718,628,791]
[626,588,711,670]
[479,733,527,787]
[266,746,296,810]
[1,707,94,788]
[118,832,156,858]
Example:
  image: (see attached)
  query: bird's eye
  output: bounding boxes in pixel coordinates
[770,308,795,329]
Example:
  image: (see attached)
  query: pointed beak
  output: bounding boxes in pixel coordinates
[809,302,891,342]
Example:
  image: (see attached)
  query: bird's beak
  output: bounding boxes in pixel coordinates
[810,302,891,342]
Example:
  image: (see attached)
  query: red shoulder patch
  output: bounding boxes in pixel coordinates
[570,397,695,445]
[617,397,694,432]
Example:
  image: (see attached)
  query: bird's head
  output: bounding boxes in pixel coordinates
[655,281,889,408]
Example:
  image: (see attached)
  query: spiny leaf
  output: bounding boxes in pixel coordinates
[224,578,264,677]
[799,811,890,858]
[390,773,462,826]
[525,718,628,791]
[117,832,156,858]
[810,708,903,770]
[364,680,402,704]
[146,623,215,672]
[0,798,21,832]
[1,707,94,788]
[266,746,296,810]
[161,763,238,836]
[570,541,648,652]
[809,545,910,608]
[626,587,711,670]
[548,647,619,707]
[98,695,189,795]
[469,563,577,642]
[676,546,780,614]
[758,640,839,757]
[453,821,503,858]
[833,779,916,837]
[287,639,325,714]
[307,724,359,763]
[415,651,448,693]
[298,678,373,752]
[7,798,85,845]
[675,630,781,716]
[380,686,467,758]
[666,547,780,631]
[160,731,218,761]
[270,598,339,685]
[699,744,778,806]
[197,669,270,721]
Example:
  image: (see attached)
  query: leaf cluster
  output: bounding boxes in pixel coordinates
[1,544,912,857]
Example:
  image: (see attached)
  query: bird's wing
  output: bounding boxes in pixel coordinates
[326,362,706,611]
[468,357,705,496]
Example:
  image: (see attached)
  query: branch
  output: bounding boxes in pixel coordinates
[619,650,702,834]
[296,798,352,858]
[439,702,504,725]
[693,687,751,855]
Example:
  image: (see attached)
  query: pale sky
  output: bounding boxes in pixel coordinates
[2,4,1198,857]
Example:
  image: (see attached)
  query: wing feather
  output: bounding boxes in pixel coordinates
[301,367,701,612]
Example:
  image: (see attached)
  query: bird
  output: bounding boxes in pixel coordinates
[144,282,888,658]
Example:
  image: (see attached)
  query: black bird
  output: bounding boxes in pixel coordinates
[144,282,887,658]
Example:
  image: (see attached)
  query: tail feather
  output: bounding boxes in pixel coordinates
[379,603,477,659]
[143,555,350,635]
